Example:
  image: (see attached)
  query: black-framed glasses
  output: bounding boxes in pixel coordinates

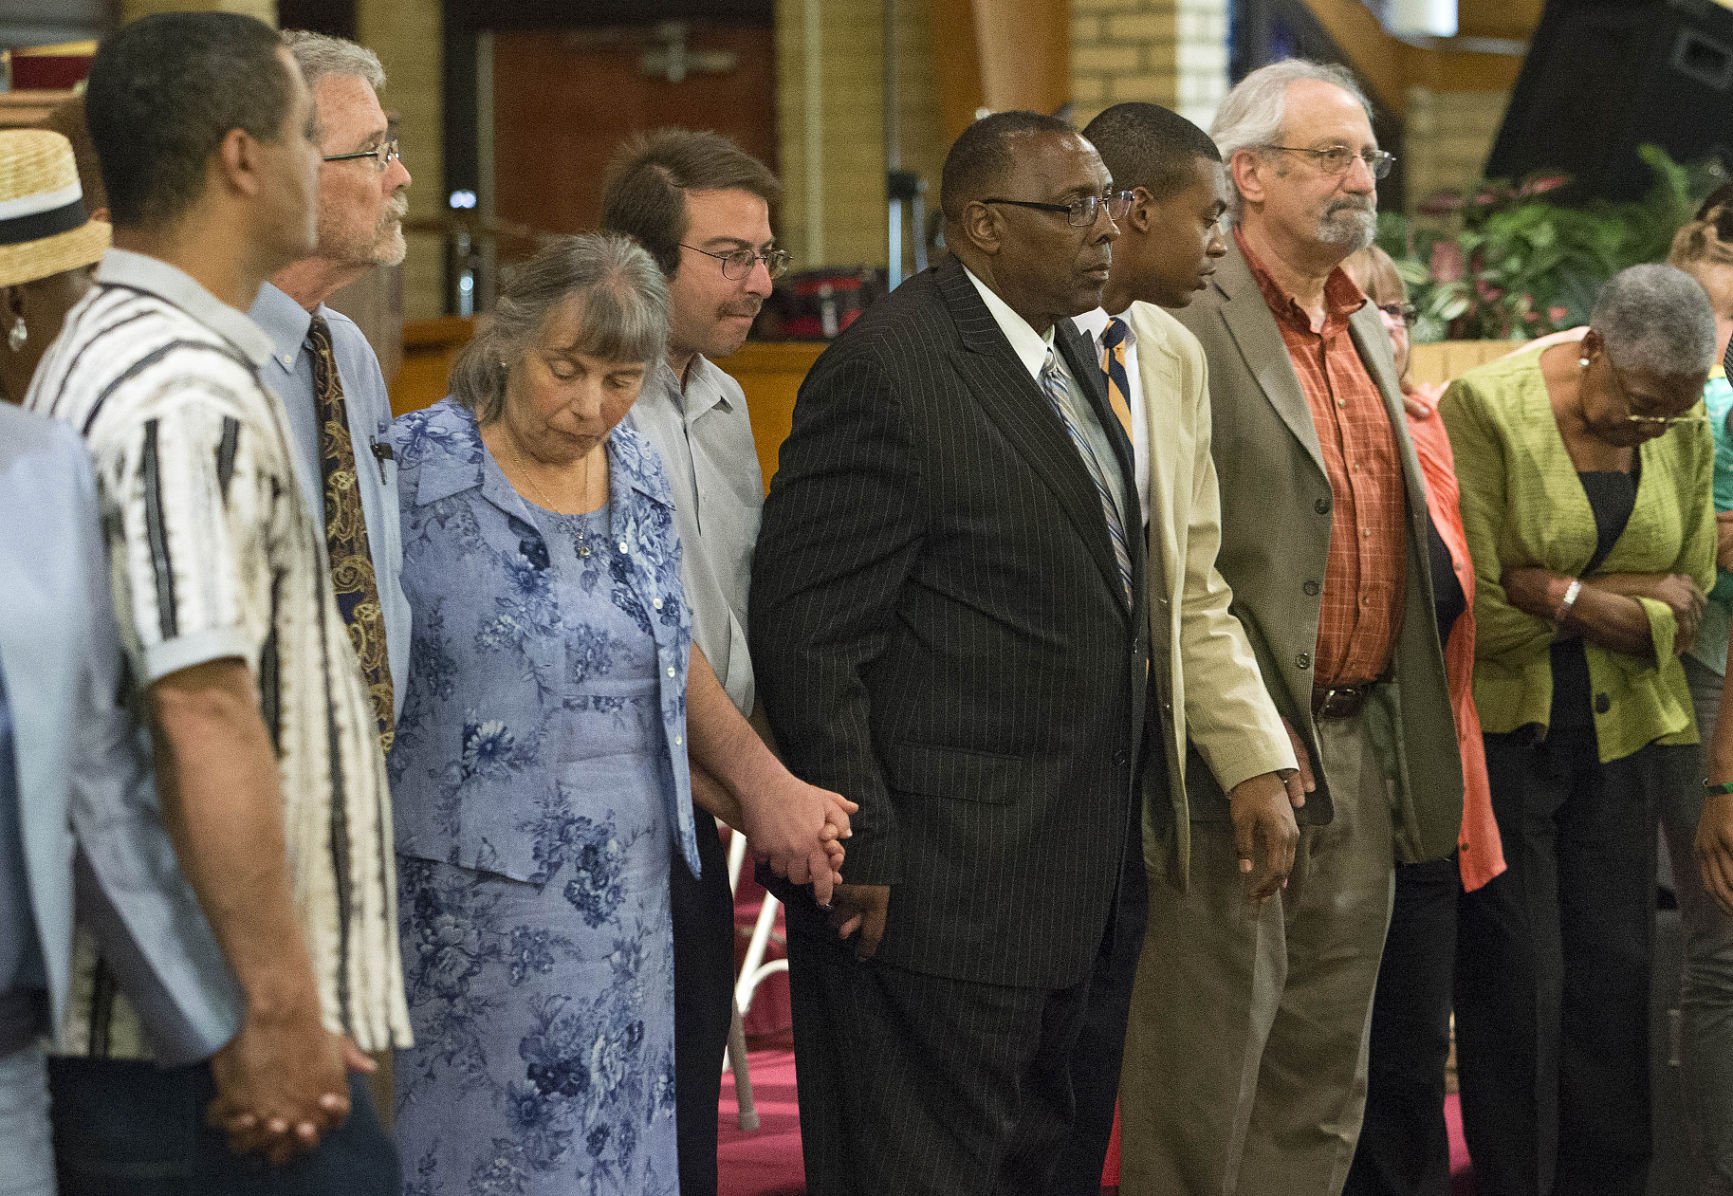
[680,243,791,281]
[980,190,1134,228]
[322,138,400,172]
[1262,144,1396,180]
[1597,352,1709,429]
[1376,301,1418,326]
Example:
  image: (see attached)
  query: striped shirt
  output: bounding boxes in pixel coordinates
[26,249,411,1055]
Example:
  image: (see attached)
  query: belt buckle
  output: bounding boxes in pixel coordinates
[1313,684,1367,720]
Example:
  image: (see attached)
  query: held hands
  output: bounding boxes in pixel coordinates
[1698,791,1733,916]
[205,998,352,1165]
[740,775,858,906]
[1228,771,1300,903]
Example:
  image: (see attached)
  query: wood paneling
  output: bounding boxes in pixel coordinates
[926,0,1069,141]
[491,24,776,251]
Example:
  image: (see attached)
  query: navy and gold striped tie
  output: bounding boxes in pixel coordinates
[1098,316,1135,440]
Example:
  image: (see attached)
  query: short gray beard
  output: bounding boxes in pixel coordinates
[1316,204,1376,251]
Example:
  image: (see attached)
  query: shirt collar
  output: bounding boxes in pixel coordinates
[963,264,1055,381]
[1073,306,1137,353]
[95,248,274,367]
[250,281,316,370]
[661,353,735,419]
[1233,226,1366,336]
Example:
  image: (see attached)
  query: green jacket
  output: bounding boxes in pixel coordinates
[1441,352,1715,762]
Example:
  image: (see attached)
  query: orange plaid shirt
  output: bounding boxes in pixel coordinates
[1238,230,1406,687]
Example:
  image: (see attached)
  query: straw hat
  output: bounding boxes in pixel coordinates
[0,129,109,290]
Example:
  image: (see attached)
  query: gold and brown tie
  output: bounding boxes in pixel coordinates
[307,312,395,754]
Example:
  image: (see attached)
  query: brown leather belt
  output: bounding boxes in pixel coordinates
[1312,682,1376,721]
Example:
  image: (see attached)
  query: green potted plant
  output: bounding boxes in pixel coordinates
[1379,146,1725,343]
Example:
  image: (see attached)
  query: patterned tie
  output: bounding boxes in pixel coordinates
[1041,349,1134,606]
[1097,316,1135,439]
[307,313,395,754]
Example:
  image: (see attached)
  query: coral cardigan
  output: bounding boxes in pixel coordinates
[1406,385,1506,891]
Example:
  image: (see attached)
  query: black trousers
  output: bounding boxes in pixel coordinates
[48,1059,396,1195]
[1455,727,1677,1196]
[670,812,735,1196]
[1342,853,1462,1196]
[1049,811,1150,1196]
[787,903,1096,1196]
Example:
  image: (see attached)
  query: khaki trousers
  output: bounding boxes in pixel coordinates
[1119,710,1397,1196]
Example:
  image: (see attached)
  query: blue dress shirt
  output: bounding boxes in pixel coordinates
[0,402,235,1063]
[250,282,410,707]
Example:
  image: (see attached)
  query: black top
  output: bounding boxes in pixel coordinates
[1550,464,1640,729]
[1427,512,1465,647]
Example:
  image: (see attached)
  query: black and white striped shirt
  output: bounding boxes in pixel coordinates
[27,249,411,1055]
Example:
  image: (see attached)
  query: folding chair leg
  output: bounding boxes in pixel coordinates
[723,1002,759,1131]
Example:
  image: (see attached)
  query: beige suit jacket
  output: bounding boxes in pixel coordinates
[1130,301,1295,885]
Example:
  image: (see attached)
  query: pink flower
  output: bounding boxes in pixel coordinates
[1548,304,1569,322]
[1521,174,1571,196]
[1430,241,1465,283]
[1418,190,1465,216]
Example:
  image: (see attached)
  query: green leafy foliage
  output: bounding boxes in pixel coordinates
[1377,146,1725,342]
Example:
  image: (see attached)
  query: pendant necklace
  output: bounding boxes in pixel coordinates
[507,437,603,559]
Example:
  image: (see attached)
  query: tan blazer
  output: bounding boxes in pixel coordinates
[1169,240,1464,867]
[1130,301,1294,885]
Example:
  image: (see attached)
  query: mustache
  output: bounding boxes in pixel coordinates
[382,194,409,226]
[1326,197,1375,217]
[721,301,762,319]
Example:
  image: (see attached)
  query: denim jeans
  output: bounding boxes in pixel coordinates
[47,1056,398,1196]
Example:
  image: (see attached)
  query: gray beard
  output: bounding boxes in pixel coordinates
[1316,205,1376,251]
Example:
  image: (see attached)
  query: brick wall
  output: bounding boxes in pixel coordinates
[120,0,275,21]
[357,0,444,321]
[1402,86,1510,203]
[1070,0,1229,131]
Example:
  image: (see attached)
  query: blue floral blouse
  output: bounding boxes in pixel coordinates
[387,397,700,882]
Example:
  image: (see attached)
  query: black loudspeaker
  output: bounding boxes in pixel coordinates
[1486,0,1733,201]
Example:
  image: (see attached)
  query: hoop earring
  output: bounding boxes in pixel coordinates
[6,317,25,354]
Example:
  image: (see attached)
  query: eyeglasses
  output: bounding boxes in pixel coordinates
[1262,145,1396,180]
[979,190,1135,228]
[1375,301,1417,326]
[680,244,791,281]
[322,138,401,172]
[1598,353,1709,429]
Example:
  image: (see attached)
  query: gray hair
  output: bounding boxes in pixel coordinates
[450,232,670,423]
[1211,59,1373,217]
[282,30,385,93]
[1592,263,1718,376]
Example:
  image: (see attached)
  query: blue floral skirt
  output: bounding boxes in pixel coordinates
[394,746,677,1196]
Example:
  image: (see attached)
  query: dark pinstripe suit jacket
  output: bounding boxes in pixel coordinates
[751,259,1150,990]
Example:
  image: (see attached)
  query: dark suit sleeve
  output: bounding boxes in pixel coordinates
[750,350,924,887]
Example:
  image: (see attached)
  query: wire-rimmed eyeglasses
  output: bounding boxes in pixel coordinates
[979,190,1135,228]
[1262,144,1396,180]
[680,244,792,281]
[322,138,401,172]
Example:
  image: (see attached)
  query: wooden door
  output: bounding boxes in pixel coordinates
[491,22,776,256]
